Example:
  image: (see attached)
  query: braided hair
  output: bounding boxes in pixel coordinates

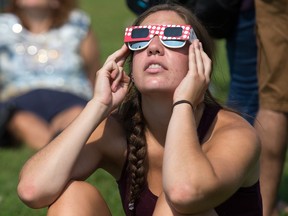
[118,3,220,214]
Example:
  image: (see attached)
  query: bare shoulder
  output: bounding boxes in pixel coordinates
[218,109,258,136]
[87,113,127,178]
[203,108,261,185]
[88,113,126,143]
[211,109,260,151]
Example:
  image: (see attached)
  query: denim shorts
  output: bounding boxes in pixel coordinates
[0,89,88,122]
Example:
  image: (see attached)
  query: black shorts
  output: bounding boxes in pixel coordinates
[0,89,88,122]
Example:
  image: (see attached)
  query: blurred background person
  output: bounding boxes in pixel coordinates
[0,0,10,12]
[254,0,288,215]
[221,0,258,125]
[0,0,100,149]
[126,0,258,125]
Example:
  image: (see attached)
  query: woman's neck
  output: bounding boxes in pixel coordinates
[142,97,205,146]
[141,97,171,144]
[18,9,53,33]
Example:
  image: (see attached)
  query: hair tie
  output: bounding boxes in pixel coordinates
[172,100,194,112]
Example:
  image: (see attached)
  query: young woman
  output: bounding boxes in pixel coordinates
[17,4,262,216]
[0,0,100,148]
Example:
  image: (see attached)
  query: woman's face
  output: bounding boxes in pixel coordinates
[132,10,190,96]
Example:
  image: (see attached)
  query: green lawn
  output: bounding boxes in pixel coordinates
[0,1,287,215]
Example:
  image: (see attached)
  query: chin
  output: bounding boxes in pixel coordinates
[138,86,174,96]
[135,79,177,94]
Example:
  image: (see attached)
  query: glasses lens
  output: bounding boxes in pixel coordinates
[164,27,183,37]
[162,40,186,48]
[131,28,150,39]
[128,41,149,50]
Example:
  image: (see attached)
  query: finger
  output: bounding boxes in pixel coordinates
[105,44,130,67]
[103,60,121,92]
[105,45,124,64]
[199,42,212,81]
[188,43,197,75]
[111,67,130,92]
[111,67,122,92]
[115,44,131,67]
[102,59,126,87]
[194,40,204,75]
[102,60,118,76]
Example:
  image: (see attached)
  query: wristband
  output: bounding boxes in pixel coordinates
[172,100,194,111]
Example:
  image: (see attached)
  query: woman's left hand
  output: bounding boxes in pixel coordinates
[173,39,212,107]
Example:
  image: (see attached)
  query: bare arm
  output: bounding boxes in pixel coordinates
[17,45,130,209]
[164,107,260,214]
[162,40,261,214]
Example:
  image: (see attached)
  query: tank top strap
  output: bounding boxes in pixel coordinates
[197,104,221,143]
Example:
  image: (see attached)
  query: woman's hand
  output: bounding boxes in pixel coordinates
[173,39,212,107]
[93,44,130,111]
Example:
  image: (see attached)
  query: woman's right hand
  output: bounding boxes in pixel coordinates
[93,44,130,112]
[173,40,212,108]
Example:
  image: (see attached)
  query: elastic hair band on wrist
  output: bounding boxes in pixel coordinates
[172,100,194,111]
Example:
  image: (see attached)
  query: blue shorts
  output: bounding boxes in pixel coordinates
[0,89,88,122]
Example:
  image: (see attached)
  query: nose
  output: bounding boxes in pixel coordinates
[146,36,164,56]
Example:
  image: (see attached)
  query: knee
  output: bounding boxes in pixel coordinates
[47,181,111,216]
[51,106,84,131]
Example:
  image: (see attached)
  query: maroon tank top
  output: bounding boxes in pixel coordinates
[117,104,262,216]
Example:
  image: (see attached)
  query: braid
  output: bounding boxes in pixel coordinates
[118,84,148,213]
[116,4,220,213]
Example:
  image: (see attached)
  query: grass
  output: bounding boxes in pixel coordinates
[0,1,287,215]
[0,147,47,215]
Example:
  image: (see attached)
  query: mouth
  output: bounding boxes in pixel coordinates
[145,62,167,73]
[148,63,162,69]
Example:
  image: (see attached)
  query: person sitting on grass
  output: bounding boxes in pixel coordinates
[17,4,262,216]
[0,0,100,149]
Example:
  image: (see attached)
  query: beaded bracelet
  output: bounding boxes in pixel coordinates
[172,100,194,111]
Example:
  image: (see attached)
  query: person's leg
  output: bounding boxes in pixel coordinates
[226,8,258,125]
[255,109,288,216]
[49,106,83,136]
[8,106,83,149]
[255,0,288,214]
[6,90,87,149]
[47,181,112,216]
[153,193,218,216]
[8,111,52,149]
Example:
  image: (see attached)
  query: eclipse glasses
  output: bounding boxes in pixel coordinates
[124,24,197,51]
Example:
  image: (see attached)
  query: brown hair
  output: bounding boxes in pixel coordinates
[118,3,220,213]
[4,0,78,29]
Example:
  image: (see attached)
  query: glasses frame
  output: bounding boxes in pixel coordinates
[124,24,197,51]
